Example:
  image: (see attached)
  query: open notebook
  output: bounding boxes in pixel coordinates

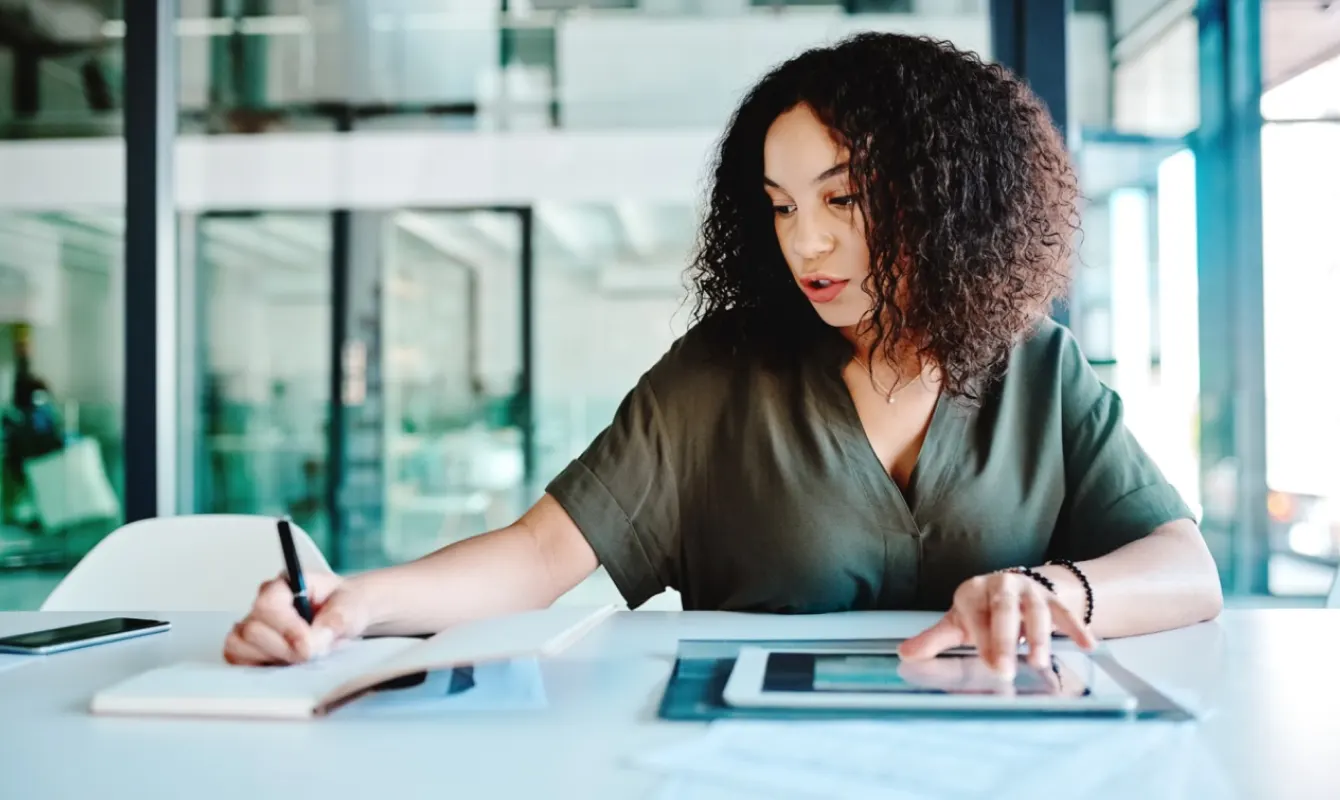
[89,604,618,720]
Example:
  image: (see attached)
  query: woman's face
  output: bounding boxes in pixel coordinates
[763,103,873,331]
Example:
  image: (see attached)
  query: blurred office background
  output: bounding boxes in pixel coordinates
[0,0,1335,609]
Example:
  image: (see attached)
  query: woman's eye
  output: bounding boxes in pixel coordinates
[830,195,857,208]
[772,204,796,217]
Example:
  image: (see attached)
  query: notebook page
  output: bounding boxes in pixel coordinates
[91,637,417,718]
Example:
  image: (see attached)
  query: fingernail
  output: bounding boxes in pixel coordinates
[310,627,334,657]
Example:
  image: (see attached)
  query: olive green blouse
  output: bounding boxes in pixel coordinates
[545,314,1193,612]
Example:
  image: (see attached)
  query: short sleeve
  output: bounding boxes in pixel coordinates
[544,374,679,609]
[1049,333,1196,561]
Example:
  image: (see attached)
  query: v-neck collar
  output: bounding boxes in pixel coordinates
[813,327,955,526]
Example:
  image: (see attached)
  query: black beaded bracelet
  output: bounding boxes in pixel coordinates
[1047,558,1094,625]
[1002,565,1056,595]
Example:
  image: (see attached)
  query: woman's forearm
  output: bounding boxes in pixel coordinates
[348,495,600,636]
[1037,519,1224,639]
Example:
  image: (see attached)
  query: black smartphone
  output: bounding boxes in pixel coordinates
[0,617,170,655]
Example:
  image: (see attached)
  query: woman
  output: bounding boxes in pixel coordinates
[225,33,1222,679]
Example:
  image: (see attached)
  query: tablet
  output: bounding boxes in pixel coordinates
[722,647,1137,714]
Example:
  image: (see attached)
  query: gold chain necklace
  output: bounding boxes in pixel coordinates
[851,356,919,404]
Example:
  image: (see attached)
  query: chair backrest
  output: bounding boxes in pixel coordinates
[40,514,330,612]
[1327,566,1340,610]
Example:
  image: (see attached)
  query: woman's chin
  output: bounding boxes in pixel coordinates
[812,305,866,330]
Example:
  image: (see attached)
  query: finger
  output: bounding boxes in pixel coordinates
[897,615,966,661]
[987,584,1021,678]
[304,571,344,604]
[308,592,366,658]
[959,605,993,663]
[1021,588,1052,669]
[253,579,317,654]
[1046,595,1099,651]
[236,618,299,664]
[225,625,279,666]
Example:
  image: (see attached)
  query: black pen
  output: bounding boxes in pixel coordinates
[277,517,314,624]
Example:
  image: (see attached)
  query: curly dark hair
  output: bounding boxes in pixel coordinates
[688,32,1079,400]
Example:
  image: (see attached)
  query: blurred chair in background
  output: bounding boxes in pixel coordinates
[40,514,328,612]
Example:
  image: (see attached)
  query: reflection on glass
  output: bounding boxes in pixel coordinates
[374,210,526,566]
[193,213,332,553]
[0,212,125,585]
[0,2,124,139]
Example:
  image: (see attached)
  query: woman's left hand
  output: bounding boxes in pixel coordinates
[896,570,1098,678]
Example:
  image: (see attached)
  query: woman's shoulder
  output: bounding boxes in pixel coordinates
[645,309,764,380]
[636,309,789,415]
[1004,316,1108,419]
[1009,316,1083,372]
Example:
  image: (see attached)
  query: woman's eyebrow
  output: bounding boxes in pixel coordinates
[763,162,849,188]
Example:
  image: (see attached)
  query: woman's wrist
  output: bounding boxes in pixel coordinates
[341,569,397,635]
[1034,562,1090,626]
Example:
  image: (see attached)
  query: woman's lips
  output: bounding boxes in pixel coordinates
[799,277,850,304]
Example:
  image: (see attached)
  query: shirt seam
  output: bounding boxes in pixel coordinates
[563,460,664,598]
[636,379,680,582]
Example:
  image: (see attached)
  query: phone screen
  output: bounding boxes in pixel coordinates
[0,617,167,649]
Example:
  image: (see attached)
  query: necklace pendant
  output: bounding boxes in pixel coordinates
[886,396,896,404]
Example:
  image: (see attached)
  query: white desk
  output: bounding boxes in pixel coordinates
[1,610,1339,799]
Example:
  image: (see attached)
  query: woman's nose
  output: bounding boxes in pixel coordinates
[792,214,836,260]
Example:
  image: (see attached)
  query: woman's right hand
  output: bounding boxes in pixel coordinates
[223,571,372,665]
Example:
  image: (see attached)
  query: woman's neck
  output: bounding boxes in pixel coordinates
[840,323,924,372]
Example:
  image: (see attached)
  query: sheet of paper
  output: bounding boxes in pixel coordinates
[638,719,1234,800]
[336,657,548,716]
[0,654,38,674]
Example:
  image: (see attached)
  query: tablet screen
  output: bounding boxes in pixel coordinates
[763,652,1087,697]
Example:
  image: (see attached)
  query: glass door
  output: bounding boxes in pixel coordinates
[188,212,334,553]
[336,209,529,571]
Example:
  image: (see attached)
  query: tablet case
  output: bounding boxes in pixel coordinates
[657,638,1193,722]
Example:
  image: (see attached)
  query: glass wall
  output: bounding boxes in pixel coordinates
[188,213,332,551]
[1067,4,1204,525]
[173,0,993,133]
[375,210,526,568]
[0,4,126,609]
[0,1,123,139]
[1259,53,1340,596]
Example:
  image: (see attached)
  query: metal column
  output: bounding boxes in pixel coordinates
[123,0,179,522]
[990,0,1071,140]
[1195,0,1269,595]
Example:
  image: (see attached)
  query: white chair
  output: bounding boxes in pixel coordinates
[40,514,330,612]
